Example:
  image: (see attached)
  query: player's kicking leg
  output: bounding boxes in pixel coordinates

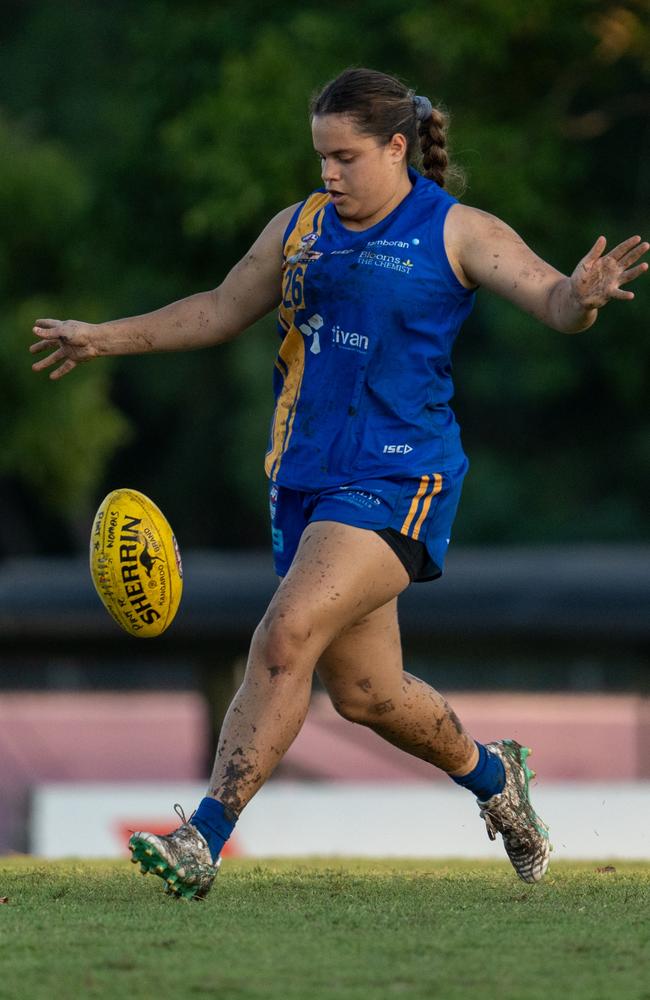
[317,601,550,882]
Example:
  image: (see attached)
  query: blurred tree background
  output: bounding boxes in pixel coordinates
[0,0,648,556]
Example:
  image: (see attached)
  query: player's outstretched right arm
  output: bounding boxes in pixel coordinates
[30,203,299,380]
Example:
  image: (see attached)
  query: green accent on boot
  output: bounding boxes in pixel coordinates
[501,740,549,841]
[129,836,202,901]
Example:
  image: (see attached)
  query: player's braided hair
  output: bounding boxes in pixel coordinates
[417,103,449,189]
[311,67,465,193]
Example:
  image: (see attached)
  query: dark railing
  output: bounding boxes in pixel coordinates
[2,545,649,644]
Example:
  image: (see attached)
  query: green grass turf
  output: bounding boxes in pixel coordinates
[0,858,648,1000]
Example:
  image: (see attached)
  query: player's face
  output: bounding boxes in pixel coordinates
[312,114,411,230]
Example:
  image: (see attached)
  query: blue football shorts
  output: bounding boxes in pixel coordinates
[269,458,468,582]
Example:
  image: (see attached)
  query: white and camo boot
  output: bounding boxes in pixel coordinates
[478,739,551,883]
[129,804,221,900]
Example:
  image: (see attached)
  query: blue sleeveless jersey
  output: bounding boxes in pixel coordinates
[265,167,475,490]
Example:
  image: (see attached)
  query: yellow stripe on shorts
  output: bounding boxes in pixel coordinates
[400,475,430,536]
[411,473,443,541]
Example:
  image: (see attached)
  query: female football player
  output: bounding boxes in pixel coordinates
[31,68,648,898]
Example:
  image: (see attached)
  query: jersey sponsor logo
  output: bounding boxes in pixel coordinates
[383,444,413,454]
[332,323,369,353]
[298,313,323,355]
[358,249,414,275]
[366,238,411,249]
[299,314,369,356]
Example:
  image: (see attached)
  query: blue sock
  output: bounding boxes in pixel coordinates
[451,742,505,801]
[190,797,238,862]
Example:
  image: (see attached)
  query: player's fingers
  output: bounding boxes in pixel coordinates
[616,241,649,269]
[50,358,77,380]
[29,339,53,355]
[608,287,635,301]
[581,235,607,264]
[608,235,643,261]
[33,318,63,335]
[618,262,648,285]
[31,347,66,372]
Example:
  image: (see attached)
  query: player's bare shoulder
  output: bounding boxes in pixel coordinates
[444,203,562,300]
[248,203,303,267]
[443,203,501,289]
[216,202,303,338]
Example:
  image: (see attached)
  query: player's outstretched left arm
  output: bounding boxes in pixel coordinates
[445,204,648,333]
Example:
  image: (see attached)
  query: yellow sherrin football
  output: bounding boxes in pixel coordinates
[90,488,183,637]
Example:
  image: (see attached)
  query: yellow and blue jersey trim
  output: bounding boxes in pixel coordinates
[265,192,329,481]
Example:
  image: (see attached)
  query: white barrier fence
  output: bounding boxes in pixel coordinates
[31,781,650,860]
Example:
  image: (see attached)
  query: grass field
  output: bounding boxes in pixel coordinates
[0,858,648,1000]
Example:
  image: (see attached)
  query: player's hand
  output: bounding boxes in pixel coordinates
[570,235,649,311]
[30,318,99,380]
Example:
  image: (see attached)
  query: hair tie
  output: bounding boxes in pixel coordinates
[413,94,433,122]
